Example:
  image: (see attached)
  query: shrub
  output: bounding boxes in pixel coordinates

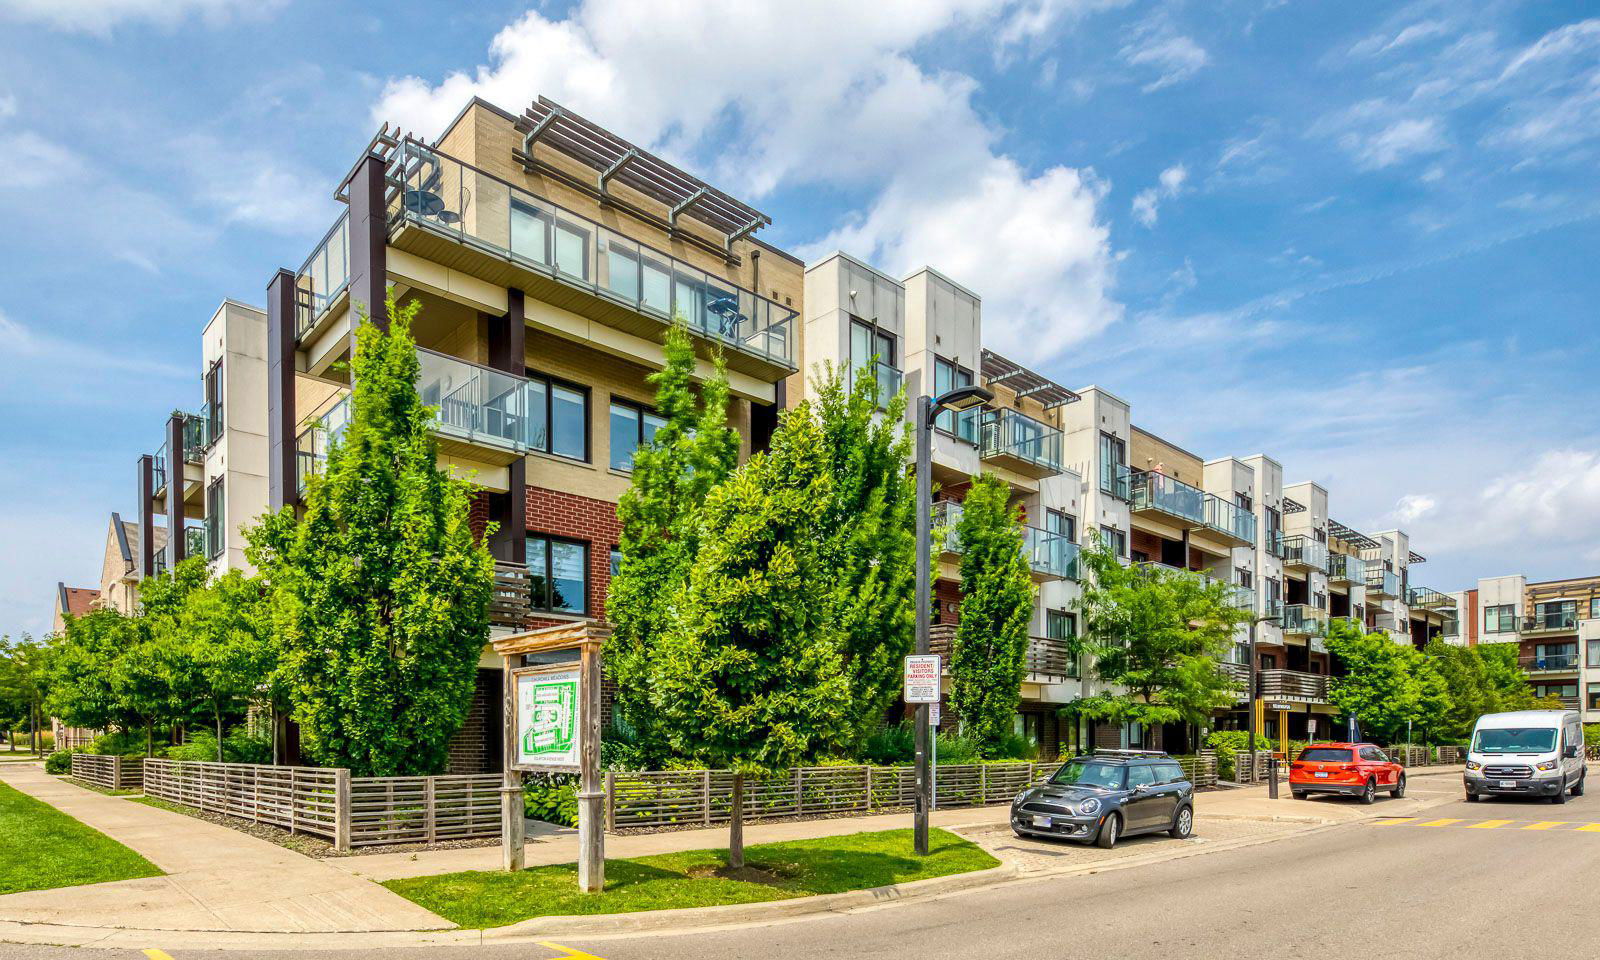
[599,717,650,772]
[859,722,915,766]
[989,733,1039,761]
[933,732,984,765]
[1205,730,1271,781]
[45,750,75,774]
[89,731,153,757]
[523,774,578,827]
[164,728,273,764]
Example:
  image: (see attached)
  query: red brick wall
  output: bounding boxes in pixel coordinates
[934,577,962,625]
[468,492,490,542]
[524,485,622,620]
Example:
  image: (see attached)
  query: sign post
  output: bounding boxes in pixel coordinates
[492,621,608,891]
[904,654,941,848]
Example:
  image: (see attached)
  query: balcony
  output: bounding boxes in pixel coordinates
[1330,615,1364,635]
[488,561,534,629]
[931,501,1078,581]
[1326,553,1366,585]
[1099,462,1132,502]
[1130,471,1205,526]
[928,625,1080,681]
[1280,604,1330,638]
[976,408,1062,479]
[382,140,797,376]
[1522,611,1579,634]
[1202,495,1256,548]
[150,527,207,576]
[1136,562,1254,610]
[1257,669,1330,703]
[1520,653,1579,673]
[1364,567,1401,599]
[1406,586,1456,613]
[1218,660,1250,695]
[1277,535,1328,573]
[847,360,902,409]
[295,211,350,339]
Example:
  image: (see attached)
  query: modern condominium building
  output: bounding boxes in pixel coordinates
[1455,572,1600,720]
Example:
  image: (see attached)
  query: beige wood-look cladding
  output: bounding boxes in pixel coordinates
[1129,426,1205,488]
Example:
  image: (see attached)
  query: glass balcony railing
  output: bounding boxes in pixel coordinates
[295,211,350,339]
[152,443,168,494]
[847,360,902,408]
[181,411,208,463]
[1520,652,1578,671]
[1131,471,1205,524]
[1523,611,1579,632]
[1326,553,1366,583]
[1203,495,1256,544]
[187,525,208,561]
[1099,462,1132,502]
[930,501,1078,580]
[977,408,1062,474]
[1365,567,1400,597]
[1281,603,1330,637]
[1277,535,1328,572]
[1137,562,1254,610]
[416,348,540,452]
[388,140,797,369]
[1406,586,1455,611]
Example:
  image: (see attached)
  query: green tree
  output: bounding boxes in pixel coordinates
[1324,620,1452,744]
[158,571,277,761]
[649,407,852,868]
[607,318,739,764]
[811,363,914,747]
[1476,643,1561,712]
[1070,535,1248,741]
[0,635,50,753]
[248,294,494,776]
[947,474,1035,756]
[48,608,131,735]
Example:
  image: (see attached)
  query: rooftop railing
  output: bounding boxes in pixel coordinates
[1131,470,1205,525]
[388,140,797,369]
[1277,535,1328,572]
[1406,586,1456,611]
[976,408,1062,474]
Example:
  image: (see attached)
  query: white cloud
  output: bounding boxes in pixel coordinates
[0,91,16,119]
[1119,26,1210,93]
[1393,494,1437,524]
[1316,101,1449,170]
[1131,163,1187,227]
[374,0,1124,363]
[1348,19,1449,59]
[0,0,283,35]
[0,308,187,383]
[0,131,86,187]
[1499,18,1600,81]
[172,135,334,234]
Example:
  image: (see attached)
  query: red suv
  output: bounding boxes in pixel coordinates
[1289,742,1405,804]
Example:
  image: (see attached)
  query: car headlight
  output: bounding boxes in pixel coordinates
[1015,789,1031,804]
[1537,760,1558,771]
[1465,760,1481,771]
[1077,797,1102,816]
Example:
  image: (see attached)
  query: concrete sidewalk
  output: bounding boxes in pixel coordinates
[0,763,451,933]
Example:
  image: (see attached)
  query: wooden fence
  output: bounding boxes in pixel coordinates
[70,754,143,791]
[348,774,501,847]
[606,755,1218,831]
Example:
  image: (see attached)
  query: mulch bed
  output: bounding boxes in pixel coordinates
[129,796,501,859]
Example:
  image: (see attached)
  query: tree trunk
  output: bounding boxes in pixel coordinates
[214,708,225,762]
[729,772,745,870]
[145,720,154,758]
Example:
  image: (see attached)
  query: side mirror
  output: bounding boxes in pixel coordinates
[1565,745,1579,759]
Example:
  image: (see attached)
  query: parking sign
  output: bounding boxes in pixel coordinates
[904,655,941,703]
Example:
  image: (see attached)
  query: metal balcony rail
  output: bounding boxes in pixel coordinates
[388,140,798,368]
[1326,553,1366,583]
[976,408,1062,473]
[1099,462,1132,501]
[295,211,350,339]
[1256,669,1329,702]
[1203,494,1256,544]
[191,522,211,561]
[416,348,539,452]
[930,501,1078,580]
[1130,470,1206,525]
[1520,653,1579,671]
[1406,586,1455,611]
[1523,611,1578,632]
[1365,567,1401,597]
[1277,534,1328,572]
[1280,603,1330,637]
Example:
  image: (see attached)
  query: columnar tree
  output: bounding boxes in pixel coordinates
[811,364,914,747]
[607,319,739,763]
[0,635,49,753]
[649,407,852,869]
[1071,535,1249,745]
[1324,619,1450,744]
[248,294,494,776]
[948,474,1034,755]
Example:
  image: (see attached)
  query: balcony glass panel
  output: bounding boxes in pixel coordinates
[181,412,207,463]
[931,500,1078,580]
[1365,568,1401,596]
[1131,471,1205,524]
[1099,462,1132,501]
[152,443,168,493]
[1524,610,1579,632]
[415,348,537,452]
[294,212,350,338]
[977,408,1062,473]
[1203,494,1256,543]
[1281,603,1330,636]
[389,140,797,369]
[1137,562,1253,609]
[1326,553,1366,582]
[1278,535,1328,571]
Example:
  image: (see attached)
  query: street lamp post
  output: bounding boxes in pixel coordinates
[914,385,992,856]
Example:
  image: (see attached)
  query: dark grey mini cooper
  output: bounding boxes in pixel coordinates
[1010,751,1195,849]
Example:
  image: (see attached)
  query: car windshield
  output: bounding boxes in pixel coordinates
[1050,761,1126,790]
[1472,727,1558,754]
[1298,748,1353,763]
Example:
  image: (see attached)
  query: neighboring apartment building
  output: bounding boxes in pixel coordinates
[1457,572,1600,721]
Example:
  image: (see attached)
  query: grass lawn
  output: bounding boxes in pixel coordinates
[385,827,997,929]
[0,781,162,895]
[0,755,43,763]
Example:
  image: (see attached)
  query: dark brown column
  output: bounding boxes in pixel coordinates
[347,153,389,331]
[137,455,155,576]
[165,414,186,569]
[486,289,527,563]
[266,268,297,511]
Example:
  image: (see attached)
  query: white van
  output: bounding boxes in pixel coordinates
[1464,710,1585,803]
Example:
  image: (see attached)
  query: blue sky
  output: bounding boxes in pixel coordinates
[3,0,1598,636]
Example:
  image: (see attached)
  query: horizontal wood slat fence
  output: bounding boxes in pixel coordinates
[605,755,1218,831]
[1234,745,1463,784]
[348,774,501,847]
[69,754,143,791]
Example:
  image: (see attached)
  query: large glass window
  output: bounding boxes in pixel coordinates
[1535,600,1577,630]
[608,400,666,471]
[1045,509,1075,541]
[1588,639,1600,669]
[1098,431,1127,496]
[1099,524,1126,558]
[204,478,225,560]
[1589,683,1600,711]
[526,374,588,461]
[1483,603,1516,634]
[526,536,588,614]
[1047,609,1079,677]
[932,356,973,437]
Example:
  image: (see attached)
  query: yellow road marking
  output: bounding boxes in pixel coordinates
[1418,818,1464,827]
[1575,823,1600,833]
[1523,821,1569,830]
[1466,819,1516,829]
[539,943,607,960]
[143,951,177,960]
[1372,817,1412,825]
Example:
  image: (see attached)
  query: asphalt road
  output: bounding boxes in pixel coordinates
[5,774,1596,960]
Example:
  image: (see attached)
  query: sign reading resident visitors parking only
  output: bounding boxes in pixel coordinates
[904,655,941,703]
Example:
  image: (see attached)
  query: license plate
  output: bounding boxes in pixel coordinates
[1313,772,1329,778]
[1500,780,1517,788]
[1032,815,1051,828]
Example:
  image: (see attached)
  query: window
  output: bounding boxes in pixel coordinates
[849,319,895,372]
[609,547,623,578]
[1588,640,1600,669]
[1264,576,1281,611]
[1236,567,1253,589]
[932,356,974,437]
[1047,609,1079,677]
[1154,762,1185,784]
[1235,492,1253,512]
[1534,682,1577,701]
[528,374,589,461]
[1100,524,1127,558]
[1313,591,1327,611]
[1484,603,1516,634]
[1263,506,1282,556]
[1045,509,1075,542]
[204,477,224,560]
[526,536,588,614]
[1589,683,1600,711]
[1314,527,1327,543]
[1535,600,1577,630]
[204,358,223,442]
[1534,642,1577,669]
[608,399,666,471]
[1591,598,1600,620]
[510,199,590,280]
[1098,432,1127,496]
[1259,652,1277,670]
[1126,764,1158,789]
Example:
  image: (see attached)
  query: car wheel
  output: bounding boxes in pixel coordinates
[1465,790,1479,803]
[1574,771,1586,797]
[1360,778,1377,805]
[1391,774,1406,799]
[1095,812,1121,849]
[1552,776,1568,804]
[1169,805,1194,839]
[1291,790,1307,800]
